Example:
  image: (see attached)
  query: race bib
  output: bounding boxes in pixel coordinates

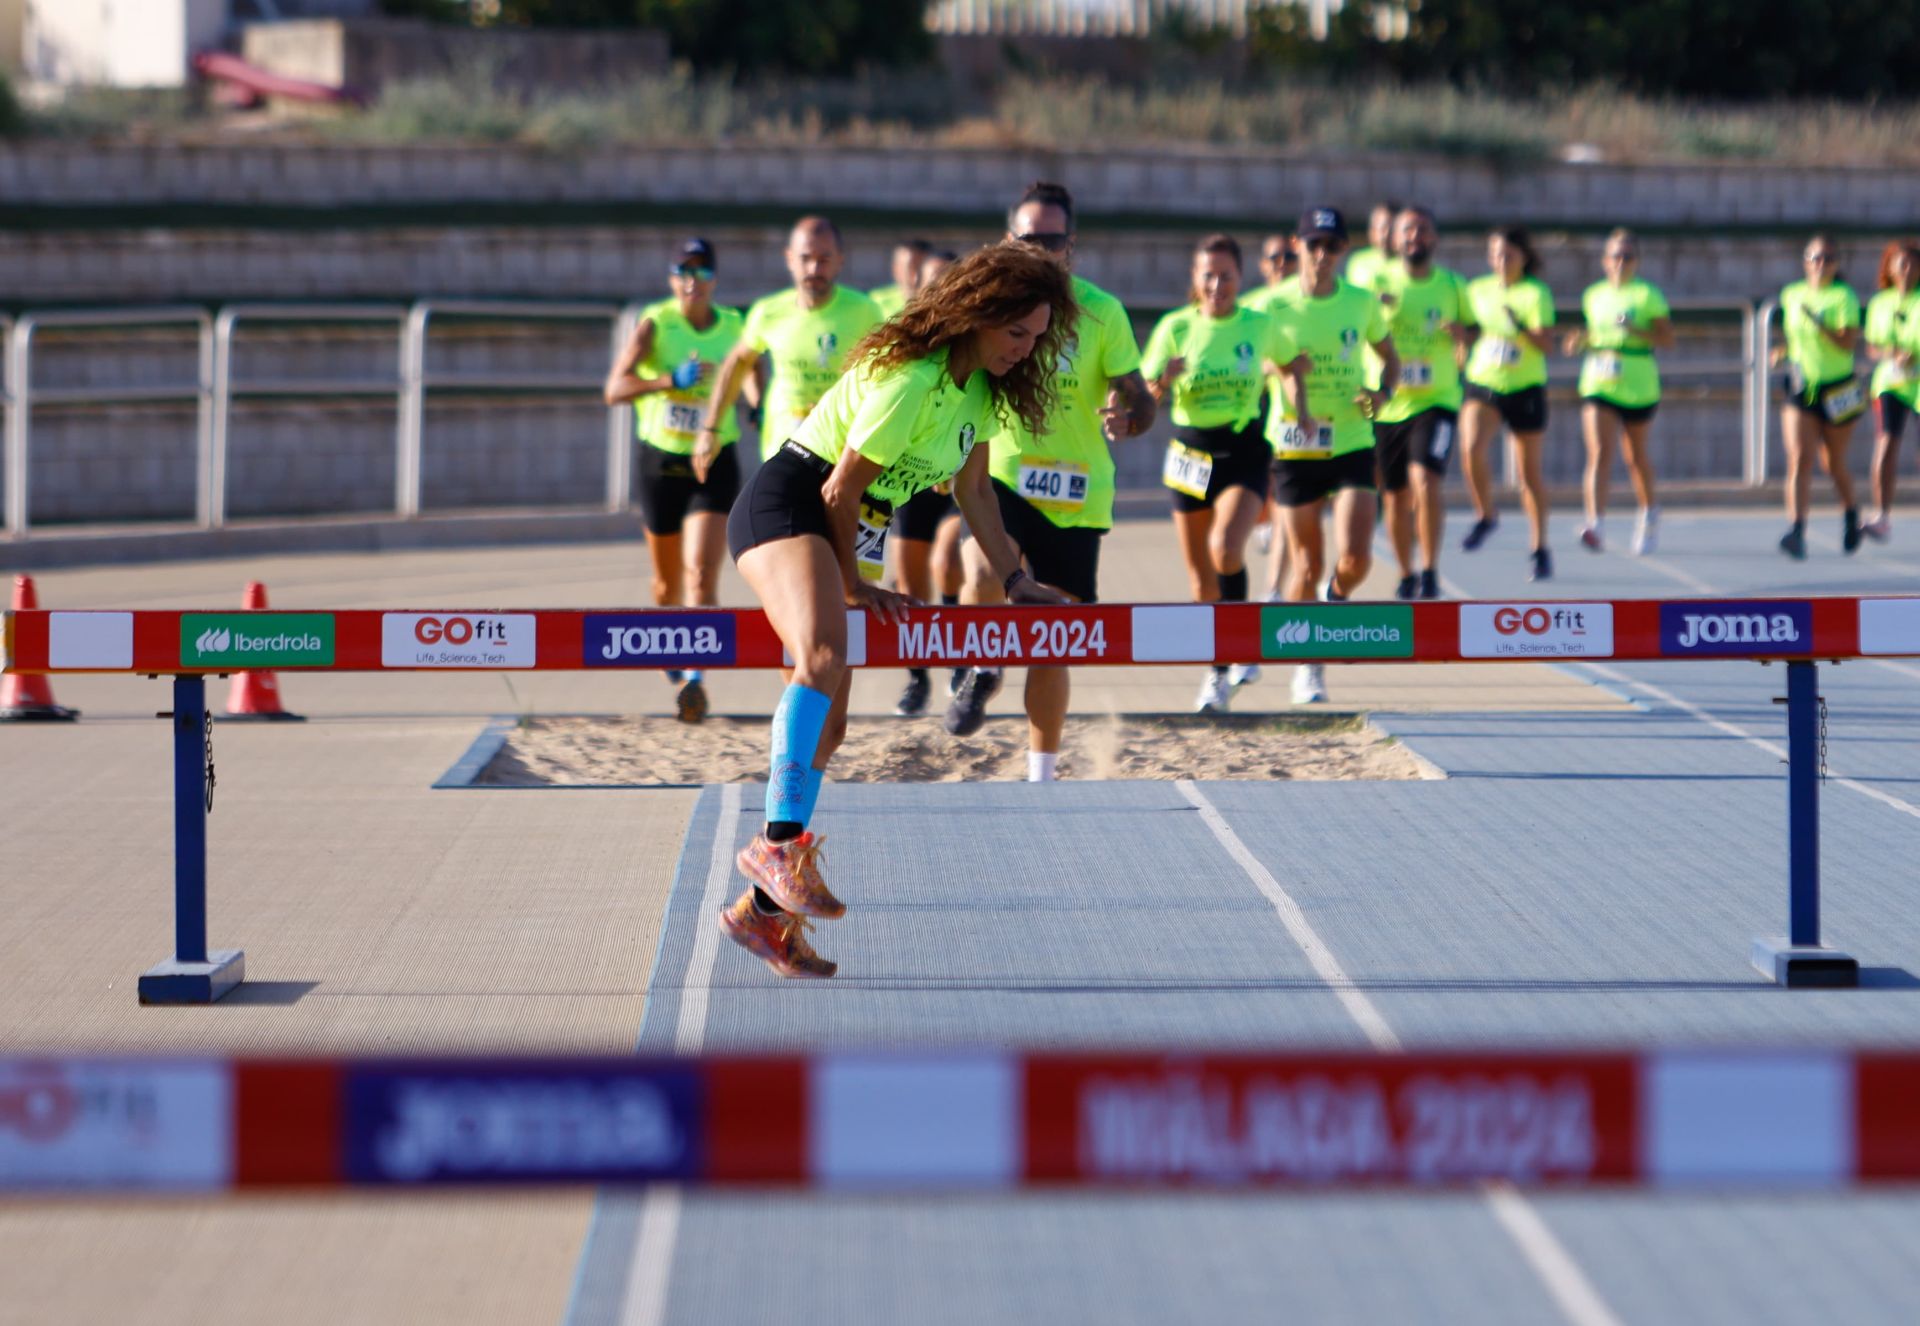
[1017,459,1089,514]
[854,502,890,583]
[1275,422,1334,455]
[1589,352,1623,381]
[1162,441,1214,500]
[1824,379,1866,422]
[1488,338,1523,367]
[665,402,703,435]
[1400,359,1433,389]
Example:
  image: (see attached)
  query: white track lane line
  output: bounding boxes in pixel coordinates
[1484,1182,1629,1326]
[1579,663,1920,824]
[1175,780,1624,1326]
[622,781,743,1326]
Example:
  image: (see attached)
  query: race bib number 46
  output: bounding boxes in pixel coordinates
[1275,422,1334,455]
[1162,442,1214,500]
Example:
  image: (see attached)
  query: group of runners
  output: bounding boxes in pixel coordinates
[601,190,1913,978]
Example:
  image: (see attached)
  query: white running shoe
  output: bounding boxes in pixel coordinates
[1633,507,1659,556]
[1196,669,1233,714]
[1291,664,1327,705]
[1254,521,1273,554]
[1227,663,1262,688]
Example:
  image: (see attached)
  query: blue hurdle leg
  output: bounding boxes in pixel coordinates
[1751,661,1856,988]
[139,675,244,1004]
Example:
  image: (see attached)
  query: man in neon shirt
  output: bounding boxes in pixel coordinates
[870,238,932,318]
[703,216,884,461]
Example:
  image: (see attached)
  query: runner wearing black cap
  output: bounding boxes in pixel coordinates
[1265,207,1397,706]
[603,237,742,723]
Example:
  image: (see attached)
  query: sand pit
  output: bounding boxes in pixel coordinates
[478,712,1431,786]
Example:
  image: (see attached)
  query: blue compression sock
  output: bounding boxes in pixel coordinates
[767,683,831,828]
[797,767,824,825]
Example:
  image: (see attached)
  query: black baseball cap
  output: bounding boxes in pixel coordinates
[1296,207,1348,241]
[675,238,717,271]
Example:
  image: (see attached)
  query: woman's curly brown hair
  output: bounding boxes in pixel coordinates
[848,240,1078,435]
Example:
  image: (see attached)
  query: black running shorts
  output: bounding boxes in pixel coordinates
[1165,421,1271,514]
[991,479,1103,603]
[726,440,835,561]
[1374,409,1458,491]
[1272,448,1377,508]
[637,440,741,537]
[1465,382,1549,434]
[892,485,957,542]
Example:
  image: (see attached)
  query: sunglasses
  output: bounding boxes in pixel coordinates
[1805,253,1835,264]
[1262,250,1294,263]
[670,264,714,280]
[1300,237,1341,253]
[1014,232,1072,253]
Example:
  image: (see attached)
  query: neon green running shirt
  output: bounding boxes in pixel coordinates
[985,274,1142,531]
[1577,279,1669,410]
[1140,303,1271,430]
[869,284,907,319]
[633,299,745,455]
[790,347,991,510]
[1465,276,1555,393]
[1779,280,1860,389]
[1263,278,1390,459]
[1374,265,1473,424]
[742,284,884,458]
[1865,287,1920,406]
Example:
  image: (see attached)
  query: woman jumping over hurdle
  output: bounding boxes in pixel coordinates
[719,242,1076,978]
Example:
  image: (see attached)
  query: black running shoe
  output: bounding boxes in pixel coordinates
[1462,516,1498,551]
[948,668,967,698]
[895,669,931,717]
[675,678,709,724]
[1528,548,1553,582]
[1418,569,1440,599]
[943,668,1001,736]
[1780,526,1807,560]
[1843,507,1863,554]
[1394,575,1418,601]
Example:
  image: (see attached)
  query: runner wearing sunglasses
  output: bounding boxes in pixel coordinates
[602,237,743,723]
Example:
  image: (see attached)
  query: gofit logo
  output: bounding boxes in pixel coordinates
[1660,601,1811,655]
[585,613,737,668]
[181,614,335,667]
[1260,605,1413,659]
[381,614,535,669]
[1460,603,1613,658]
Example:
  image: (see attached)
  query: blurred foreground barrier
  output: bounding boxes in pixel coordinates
[6,598,1916,998]
[2,1049,1915,1194]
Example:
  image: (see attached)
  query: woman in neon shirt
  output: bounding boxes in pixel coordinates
[1862,238,1920,542]
[1772,234,1864,559]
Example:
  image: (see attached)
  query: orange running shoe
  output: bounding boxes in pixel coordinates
[736,831,844,919]
[717,891,836,978]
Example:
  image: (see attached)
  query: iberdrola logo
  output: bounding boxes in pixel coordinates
[196,627,231,654]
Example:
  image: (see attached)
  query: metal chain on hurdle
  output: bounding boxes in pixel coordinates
[1812,690,1827,782]
[204,710,217,813]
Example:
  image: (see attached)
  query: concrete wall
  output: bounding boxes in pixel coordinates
[7,140,1920,232]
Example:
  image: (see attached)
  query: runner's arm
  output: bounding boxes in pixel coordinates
[1367,336,1400,404]
[602,318,664,406]
[1646,316,1676,350]
[951,443,1071,604]
[1279,354,1316,435]
[701,342,764,434]
[1102,369,1157,439]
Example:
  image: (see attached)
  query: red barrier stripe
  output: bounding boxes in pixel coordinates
[233,1061,344,1186]
[701,1057,808,1183]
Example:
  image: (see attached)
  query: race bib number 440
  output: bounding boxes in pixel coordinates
[1017,460,1089,513]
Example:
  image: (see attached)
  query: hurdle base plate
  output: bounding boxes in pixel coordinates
[139,950,245,1004]
[1751,937,1858,989]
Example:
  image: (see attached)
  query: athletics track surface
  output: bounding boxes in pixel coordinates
[569,511,1920,1326]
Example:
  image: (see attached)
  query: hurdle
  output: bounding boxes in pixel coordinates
[4,1047,1918,1193]
[4,596,1915,1000]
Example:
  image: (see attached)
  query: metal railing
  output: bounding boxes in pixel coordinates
[0,296,1804,539]
[4,307,214,537]
[211,304,410,529]
[398,300,622,519]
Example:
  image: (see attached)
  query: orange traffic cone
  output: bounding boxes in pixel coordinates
[0,575,79,722]
[224,580,305,722]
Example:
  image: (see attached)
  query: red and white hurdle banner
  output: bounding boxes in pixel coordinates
[6,1051,1918,1193]
[7,596,1920,674]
